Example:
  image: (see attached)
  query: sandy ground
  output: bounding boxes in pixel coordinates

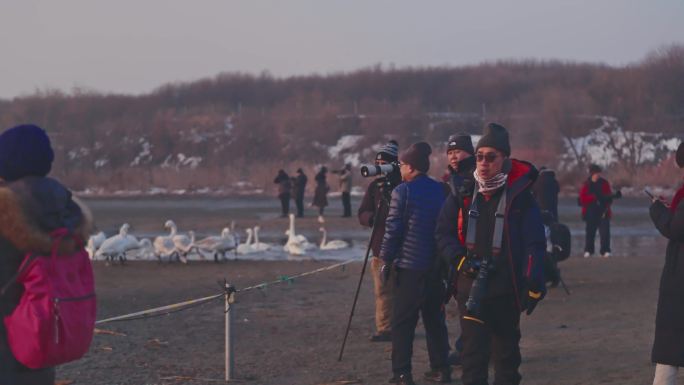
[57,249,680,385]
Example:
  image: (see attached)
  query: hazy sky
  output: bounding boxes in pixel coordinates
[1,0,682,99]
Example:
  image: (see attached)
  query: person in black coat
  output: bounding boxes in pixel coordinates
[649,142,684,385]
[273,169,292,217]
[291,168,308,217]
[312,166,329,218]
[435,123,546,385]
[532,167,560,222]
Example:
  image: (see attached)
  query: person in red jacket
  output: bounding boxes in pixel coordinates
[578,164,620,258]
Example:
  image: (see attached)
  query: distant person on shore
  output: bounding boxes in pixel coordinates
[292,168,308,218]
[312,166,329,220]
[532,167,560,222]
[649,142,684,385]
[273,169,292,218]
[335,163,353,217]
[579,164,621,258]
[442,132,476,367]
[379,142,450,385]
[436,123,546,385]
[357,141,400,343]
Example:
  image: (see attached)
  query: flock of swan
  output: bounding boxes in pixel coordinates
[88,214,350,265]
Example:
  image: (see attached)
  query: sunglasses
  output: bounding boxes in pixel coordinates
[476,152,499,163]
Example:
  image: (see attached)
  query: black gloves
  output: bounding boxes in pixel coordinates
[521,281,546,315]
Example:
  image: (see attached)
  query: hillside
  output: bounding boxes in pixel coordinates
[1,45,682,195]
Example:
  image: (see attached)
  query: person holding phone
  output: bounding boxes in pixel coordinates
[649,142,684,385]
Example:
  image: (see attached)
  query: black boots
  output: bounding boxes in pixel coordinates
[423,367,453,383]
[389,373,417,385]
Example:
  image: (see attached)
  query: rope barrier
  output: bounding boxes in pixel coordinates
[95,258,358,324]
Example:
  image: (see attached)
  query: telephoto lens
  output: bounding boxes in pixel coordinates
[360,163,398,177]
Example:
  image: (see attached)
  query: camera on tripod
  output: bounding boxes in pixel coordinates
[359,163,399,178]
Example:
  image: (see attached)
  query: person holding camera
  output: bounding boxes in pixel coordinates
[435,123,546,385]
[579,164,620,258]
[379,142,450,385]
[357,141,400,343]
[649,142,684,385]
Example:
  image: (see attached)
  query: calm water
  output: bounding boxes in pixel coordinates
[82,196,667,260]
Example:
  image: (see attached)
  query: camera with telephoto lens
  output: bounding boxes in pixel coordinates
[359,163,399,178]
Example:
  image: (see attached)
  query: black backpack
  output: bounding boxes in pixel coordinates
[549,222,572,262]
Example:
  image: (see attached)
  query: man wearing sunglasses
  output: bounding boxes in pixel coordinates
[379,142,451,385]
[436,123,546,385]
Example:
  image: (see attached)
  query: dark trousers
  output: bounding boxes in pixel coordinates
[584,216,610,254]
[295,193,304,217]
[278,193,290,217]
[456,281,522,385]
[391,268,450,376]
[342,192,351,217]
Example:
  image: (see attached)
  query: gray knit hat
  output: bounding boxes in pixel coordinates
[376,141,399,163]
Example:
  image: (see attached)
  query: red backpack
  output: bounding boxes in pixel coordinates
[1,228,96,369]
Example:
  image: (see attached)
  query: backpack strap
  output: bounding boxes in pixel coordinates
[0,254,38,297]
[0,228,74,297]
[464,188,508,257]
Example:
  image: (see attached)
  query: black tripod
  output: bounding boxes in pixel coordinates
[338,188,391,361]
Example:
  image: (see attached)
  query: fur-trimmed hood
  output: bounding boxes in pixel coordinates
[0,177,92,254]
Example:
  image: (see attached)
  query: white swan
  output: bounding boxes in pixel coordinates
[95,224,132,264]
[237,228,257,255]
[251,226,271,252]
[174,231,195,264]
[86,231,106,259]
[319,227,349,250]
[154,220,179,262]
[195,227,238,262]
[283,214,316,255]
[120,235,153,261]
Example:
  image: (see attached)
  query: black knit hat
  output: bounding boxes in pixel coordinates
[476,123,510,156]
[589,164,602,174]
[677,142,684,168]
[400,142,432,173]
[0,124,54,182]
[447,133,474,155]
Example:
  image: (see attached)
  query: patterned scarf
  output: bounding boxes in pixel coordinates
[473,169,508,194]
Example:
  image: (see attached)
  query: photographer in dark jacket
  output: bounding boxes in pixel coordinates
[649,142,684,385]
[357,141,400,342]
[292,168,308,217]
[379,142,450,385]
[435,123,546,385]
[273,169,292,217]
[0,124,92,385]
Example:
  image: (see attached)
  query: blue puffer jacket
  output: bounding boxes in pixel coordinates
[379,174,448,271]
[435,159,546,311]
